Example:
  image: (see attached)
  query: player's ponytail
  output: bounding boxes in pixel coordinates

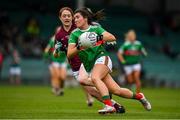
[92,9,105,21]
[75,7,105,25]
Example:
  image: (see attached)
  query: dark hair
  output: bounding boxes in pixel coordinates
[74,7,105,24]
[59,7,74,17]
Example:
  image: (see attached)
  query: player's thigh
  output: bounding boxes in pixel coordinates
[91,64,109,80]
[133,70,141,81]
[124,65,133,75]
[103,74,121,93]
[59,63,67,79]
[133,64,141,80]
[49,65,59,77]
[91,56,112,80]
[126,73,134,83]
[78,64,89,82]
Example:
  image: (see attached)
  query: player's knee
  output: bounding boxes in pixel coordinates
[78,78,86,85]
[91,76,98,84]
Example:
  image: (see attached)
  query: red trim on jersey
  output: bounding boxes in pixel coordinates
[124,50,141,55]
[96,40,105,46]
[49,48,55,53]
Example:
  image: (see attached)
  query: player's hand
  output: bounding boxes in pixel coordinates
[96,35,105,45]
[96,35,103,42]
[55,42,62,51]
[121,60,126,65]
[106,41,117,46]
[76,42,83,50]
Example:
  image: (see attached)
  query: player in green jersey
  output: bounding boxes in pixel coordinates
[53,7,126,113]
[117,30,147,93]
[44,35,67,96]
[68,8,151,114]
[9,49,21,85]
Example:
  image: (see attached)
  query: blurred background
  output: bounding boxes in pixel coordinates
[0,0,180,88]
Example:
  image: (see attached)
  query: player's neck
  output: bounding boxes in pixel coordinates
[63,24,72,32]
[80,24,89,30]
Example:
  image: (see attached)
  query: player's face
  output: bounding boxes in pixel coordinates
[74,13,87,28]
[60,10,73,26]
[127,31,136,42]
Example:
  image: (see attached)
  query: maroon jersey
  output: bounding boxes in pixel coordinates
[55,25,81,71]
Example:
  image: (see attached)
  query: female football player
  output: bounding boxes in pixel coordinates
[44,35,67,96]
[53,7,125,112]
[9,49,21,85]
[67,8,151,114]
[117,30,147,93]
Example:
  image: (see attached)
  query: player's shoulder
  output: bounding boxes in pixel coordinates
[91,25,99,29]
[91,22,101,27]
[123,41,131,46]
[134,40,142,45]
[71,28,80,34]
[55,26,62,34]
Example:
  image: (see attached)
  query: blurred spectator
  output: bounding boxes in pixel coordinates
[9,49,21,85]
[164,13,180,32]
[162,42,180,60]
[23,16,42,58]
[26,17,40,37]
[149,17,164,36]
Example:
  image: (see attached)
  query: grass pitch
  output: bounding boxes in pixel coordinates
[0,85,180,119]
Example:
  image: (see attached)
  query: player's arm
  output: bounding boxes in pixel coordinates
[67,43,79,59]
[140,42,148,57]
[141,47,148,57]
[102,31,116,42]
[117,52,126,64]
[67,32,79,59]
[117,46,126,64]
[97,26,116,42]
[44,45,51,53]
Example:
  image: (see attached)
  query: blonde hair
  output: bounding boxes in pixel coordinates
[125,29,136,40]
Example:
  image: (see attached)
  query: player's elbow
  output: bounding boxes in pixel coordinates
[111,34,116,41]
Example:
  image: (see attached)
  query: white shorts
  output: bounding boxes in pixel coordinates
[72,64,88,82]
[95,56,112,72]
[124,63,141,75]
[49,62,67,69]
[10,67,21,75]
[73,56,113,82]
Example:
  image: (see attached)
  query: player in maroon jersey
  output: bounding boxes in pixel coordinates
[53,7,125,113]
[54,7,95,106]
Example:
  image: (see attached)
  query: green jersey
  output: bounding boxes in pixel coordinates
[69,25,108,72]
[48,37,66,63]
[119,40,145,65]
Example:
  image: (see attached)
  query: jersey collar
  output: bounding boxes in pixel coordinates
[79,25,91,32]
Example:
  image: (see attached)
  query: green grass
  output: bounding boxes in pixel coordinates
[0,85,180,119]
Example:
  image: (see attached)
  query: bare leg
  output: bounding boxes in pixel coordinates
[91,64,109,97]
[15,75,21,85]
[104,74,134,98]
[49,66,60,95]
[133,70,141,93]
[59,67,67,95]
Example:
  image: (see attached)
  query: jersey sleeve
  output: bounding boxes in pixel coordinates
[69,32,78,44]
[118,44,125,54]
[97,26,106,35]
[49,37,55,48]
